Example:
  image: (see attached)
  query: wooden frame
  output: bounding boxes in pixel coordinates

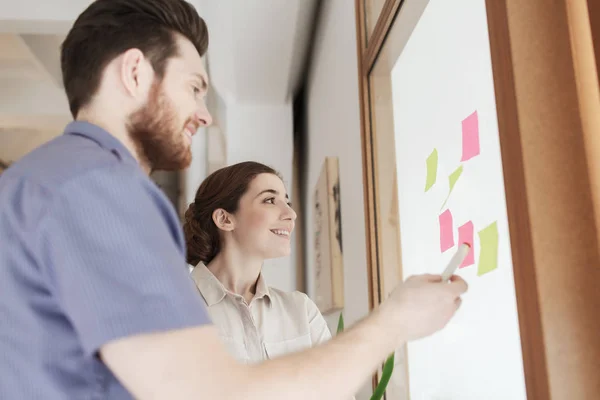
[355,0,600,398]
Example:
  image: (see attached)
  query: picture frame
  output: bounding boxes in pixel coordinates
[313,156,344,315]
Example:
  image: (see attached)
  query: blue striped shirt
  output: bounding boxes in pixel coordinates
[0,122,212,399]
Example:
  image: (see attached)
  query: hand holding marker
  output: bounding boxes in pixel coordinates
[441,242,471,281]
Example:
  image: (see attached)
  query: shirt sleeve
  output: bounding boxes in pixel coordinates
[303,294,332,346]
[41,165,212,356]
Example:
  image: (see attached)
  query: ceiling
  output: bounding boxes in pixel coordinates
[0,0,318,163]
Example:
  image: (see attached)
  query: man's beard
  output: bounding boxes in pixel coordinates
[127,80,193,171]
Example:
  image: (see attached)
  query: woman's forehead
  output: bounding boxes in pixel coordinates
[247,173,287,196]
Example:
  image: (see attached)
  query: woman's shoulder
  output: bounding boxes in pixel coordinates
[267,287,316,311]
[267,286,308,302]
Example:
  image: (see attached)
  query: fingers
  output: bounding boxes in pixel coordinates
[455,297,462,310]
[405,273,468,296]
[447,275,468,295]
[416,274,443,283]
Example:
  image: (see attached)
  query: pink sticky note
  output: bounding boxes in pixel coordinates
[439,209,454,252]
[461,110,480,162]
[458,221,475,267]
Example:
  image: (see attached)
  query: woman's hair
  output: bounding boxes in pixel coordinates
[183,161,280,266]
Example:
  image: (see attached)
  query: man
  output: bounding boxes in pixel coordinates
[0,0,468,399]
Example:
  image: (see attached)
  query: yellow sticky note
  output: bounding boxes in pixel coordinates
[477,221,499,276]
[440,165,464,210]
[449,165,463,191]
[425,149,438,192]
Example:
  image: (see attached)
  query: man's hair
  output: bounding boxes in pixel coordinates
[61,0,208,118]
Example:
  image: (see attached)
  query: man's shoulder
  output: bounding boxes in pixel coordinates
[0,133,145,228]
[5,133,135,191]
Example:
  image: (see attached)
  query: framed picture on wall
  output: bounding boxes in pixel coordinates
[313,156,344,315]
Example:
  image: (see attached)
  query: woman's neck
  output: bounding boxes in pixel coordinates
[206,248,263,304]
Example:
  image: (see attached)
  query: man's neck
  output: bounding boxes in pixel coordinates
[207,248,263,304]
[75,109,151,174]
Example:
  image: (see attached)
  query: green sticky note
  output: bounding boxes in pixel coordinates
[440,165,464,210]
[477,221,499,276]
[425,149,438,192]
[449,165,463,191]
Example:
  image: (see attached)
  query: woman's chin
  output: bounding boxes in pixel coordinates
[263,248,292,260]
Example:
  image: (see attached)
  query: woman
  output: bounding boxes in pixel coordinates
[183,161,332,364]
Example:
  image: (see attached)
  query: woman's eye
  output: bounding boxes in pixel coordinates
[264,198,275,204]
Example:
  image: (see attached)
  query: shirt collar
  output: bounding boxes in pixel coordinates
[63,121,137,164]
[190,263,272,307]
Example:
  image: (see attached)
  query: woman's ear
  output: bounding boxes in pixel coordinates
[212,209,235,231]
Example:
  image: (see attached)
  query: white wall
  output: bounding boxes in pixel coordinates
[183,58,210,206]
[304,1,372,398]
[183,127,208,205]
[225,102,293,181]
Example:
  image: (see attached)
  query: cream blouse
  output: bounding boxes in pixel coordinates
[190,263,332,363]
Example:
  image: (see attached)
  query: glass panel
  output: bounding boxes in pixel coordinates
[366,0,526,398]
[364,0,388,43]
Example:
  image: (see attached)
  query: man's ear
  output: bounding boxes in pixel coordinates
[212,209,235,231]
[119,48,153,99]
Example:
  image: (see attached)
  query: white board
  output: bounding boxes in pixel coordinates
[391,0,527,399]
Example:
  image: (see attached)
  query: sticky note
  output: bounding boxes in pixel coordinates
[439,209,454,252]
[449,165,463,192]
[461,110,480,162]
[425,148,438,192]
[458,221,475,268]
[477,221,498,276]
[440,165,464,210]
